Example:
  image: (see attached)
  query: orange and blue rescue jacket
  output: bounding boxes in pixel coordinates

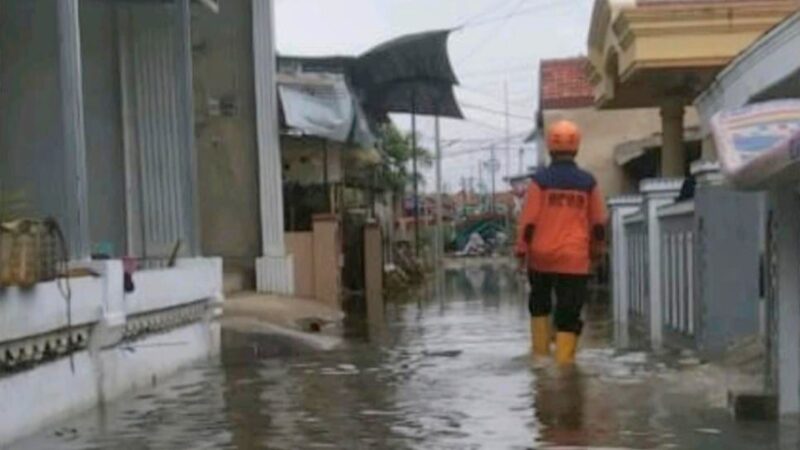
[516,160,607,275]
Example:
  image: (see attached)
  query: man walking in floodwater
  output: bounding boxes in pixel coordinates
[516,120,607,364]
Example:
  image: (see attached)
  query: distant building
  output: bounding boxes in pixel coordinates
[504,171,536,215]
[587,0,796,177]
[537,57,672,196]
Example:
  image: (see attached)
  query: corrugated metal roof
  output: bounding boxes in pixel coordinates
[280,30,463,119]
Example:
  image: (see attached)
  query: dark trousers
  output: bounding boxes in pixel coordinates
[528,272,588,334]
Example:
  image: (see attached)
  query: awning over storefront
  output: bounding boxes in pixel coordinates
[277,73,376,148]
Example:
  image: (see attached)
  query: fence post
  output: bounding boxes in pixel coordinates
[312,214,341,308]
[608,195,643,348]
[692,161,724,187]
[364,222,384,324]
[641,178,682,351]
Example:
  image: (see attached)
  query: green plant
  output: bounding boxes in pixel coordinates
[378,124,433,195]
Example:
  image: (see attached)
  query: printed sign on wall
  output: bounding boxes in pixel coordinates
[711,100,800,190]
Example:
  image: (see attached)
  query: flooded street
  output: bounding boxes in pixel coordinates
[13,263,800,450]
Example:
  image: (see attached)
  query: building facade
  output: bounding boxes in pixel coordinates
[538,57,669,197]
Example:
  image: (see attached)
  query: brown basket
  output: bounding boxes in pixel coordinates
[0,224,13,287]
[0,219,60,289]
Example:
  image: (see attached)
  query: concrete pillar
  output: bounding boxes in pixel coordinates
[771,187,800,415]
[641,178,683,350]
[691,160,724,187]
[252,0,294,294]
[701,134,717,162]
[57,0,90,259]
[364,222,384,324]
[608,195,643,348]
[660,100,686,178]
[312,214,340,308]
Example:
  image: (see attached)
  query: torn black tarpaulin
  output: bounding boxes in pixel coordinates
[352,29,463,119]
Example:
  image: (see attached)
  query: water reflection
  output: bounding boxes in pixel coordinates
[12,261,800,450]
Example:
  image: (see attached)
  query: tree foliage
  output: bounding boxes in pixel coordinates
[379,123,433,194]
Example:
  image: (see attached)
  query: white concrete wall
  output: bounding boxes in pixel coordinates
[0,321,220,446]
[0,257,223,445]
[125,258,223,315]
[0,273,106,344]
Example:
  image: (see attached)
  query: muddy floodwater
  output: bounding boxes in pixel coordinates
[13,263,800,449]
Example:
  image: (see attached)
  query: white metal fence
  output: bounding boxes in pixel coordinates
[619,199,697,339]
[610,178,693,349]
[611,170,762,353]
[624,212,648,318]
[658,202,696,337]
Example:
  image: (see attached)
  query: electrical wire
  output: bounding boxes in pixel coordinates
[460,102,533,121]
[441,133,529,145]
[457,0,529,65]
[456,117,530,136]
[458,63,539,78]
[457,85,536,110]
[459,0,569,29]
[457,0,517,28]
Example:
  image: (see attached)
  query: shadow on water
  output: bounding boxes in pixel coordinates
[12,260,800,449]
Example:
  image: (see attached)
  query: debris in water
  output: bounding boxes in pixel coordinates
[613,352,648,364]
[422,350,463,358]
[679,357,702,367]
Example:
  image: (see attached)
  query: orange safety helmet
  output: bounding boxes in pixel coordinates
[546,120,581,154]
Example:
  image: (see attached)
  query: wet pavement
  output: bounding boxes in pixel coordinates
[12,262,800,449]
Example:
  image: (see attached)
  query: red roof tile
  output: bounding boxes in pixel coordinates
[539,57,595,110]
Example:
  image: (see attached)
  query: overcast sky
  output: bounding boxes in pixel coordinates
[275,0,594,192]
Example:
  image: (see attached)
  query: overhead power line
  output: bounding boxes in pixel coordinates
[457,0,529,65]
[457,85,536,109]
[458,0,515,28]
[459,0,569,29]
[456,117,530,136]
[460,102,533,121]
[441,145,528,160]
[458,63,538,78]
[441,133,529,145]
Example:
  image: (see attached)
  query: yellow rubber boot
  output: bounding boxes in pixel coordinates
[531,317,551,356]
[555,332,578,364]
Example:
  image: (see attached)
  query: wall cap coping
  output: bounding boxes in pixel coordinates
[640,178,684,195]
[608,195,643,207]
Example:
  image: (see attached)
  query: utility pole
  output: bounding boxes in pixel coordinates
[504,80,511,179]
[518,146,524,174]
[478,160,483,193]
[434,114,443,265]
[411,92,419,257]
[490,146,497,214]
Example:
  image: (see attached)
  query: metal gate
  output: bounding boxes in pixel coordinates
[117,0,197,261]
